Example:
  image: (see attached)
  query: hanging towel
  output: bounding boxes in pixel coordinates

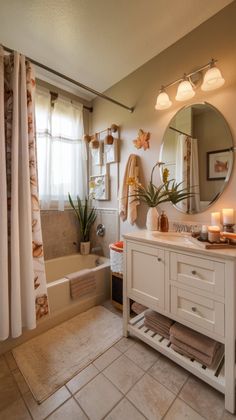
[119,154,139,225]
[66,269,96,299]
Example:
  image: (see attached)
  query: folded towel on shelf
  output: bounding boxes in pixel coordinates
[131,302,148,315]
[143,310,174,338]
[145,309,174,329]
[171,341,224,367]
[66,269,96,299]
[170,323,219,357]
[144,319,170,339]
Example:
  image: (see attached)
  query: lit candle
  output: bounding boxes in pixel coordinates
[211,212,221,226]
[222,209,234,225]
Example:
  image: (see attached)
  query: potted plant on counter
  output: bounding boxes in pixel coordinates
[68,194,97,255]
[128,162,195,231]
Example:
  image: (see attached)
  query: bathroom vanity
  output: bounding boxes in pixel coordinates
[123,231,236,413]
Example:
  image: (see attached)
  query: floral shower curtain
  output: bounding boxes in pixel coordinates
[0,46,49,340]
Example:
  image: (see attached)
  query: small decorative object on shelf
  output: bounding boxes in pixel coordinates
[133,129,150,151]
[159,211,169,232]
[200,224,208,241]
[222,208,234,232]
[128,162,194,231]
[208,226,221,243]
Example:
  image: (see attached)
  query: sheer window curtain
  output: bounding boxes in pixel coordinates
[35,89,87,210]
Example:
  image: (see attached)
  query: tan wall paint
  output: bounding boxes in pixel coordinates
[91,2,236,237]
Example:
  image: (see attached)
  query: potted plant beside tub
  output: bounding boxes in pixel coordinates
[68,194,97,255]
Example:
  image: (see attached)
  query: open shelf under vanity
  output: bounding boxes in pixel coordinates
[128,312,226,393]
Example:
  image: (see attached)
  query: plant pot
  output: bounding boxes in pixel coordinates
[80,241,90,255]
[146,207,159,231]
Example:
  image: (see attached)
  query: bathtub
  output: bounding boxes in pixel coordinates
[0,254,111,354]
[46,253,110,317]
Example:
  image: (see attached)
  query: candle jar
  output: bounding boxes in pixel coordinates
[208,226,220,243]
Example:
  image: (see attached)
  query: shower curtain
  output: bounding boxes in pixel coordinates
[0,47,49,340]
[175,134,200,213]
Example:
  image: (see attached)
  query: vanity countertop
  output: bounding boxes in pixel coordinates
[123,230,236,261]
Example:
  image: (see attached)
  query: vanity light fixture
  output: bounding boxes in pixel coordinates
[175,74,195,101]
[155,87,172,110]
[201,59,225,91]
[155,58,225,111]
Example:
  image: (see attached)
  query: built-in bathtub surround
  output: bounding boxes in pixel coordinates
[0,47,48,341]
[41,208,118,259]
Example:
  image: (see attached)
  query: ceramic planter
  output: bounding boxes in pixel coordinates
[80,241,90,255]
[146,207,159,231]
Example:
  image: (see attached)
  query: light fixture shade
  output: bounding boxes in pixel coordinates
[175,80,195,101]
[201,66,225,91]
[155,91,172,110]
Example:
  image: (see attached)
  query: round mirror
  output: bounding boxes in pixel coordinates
[160,103,234,214]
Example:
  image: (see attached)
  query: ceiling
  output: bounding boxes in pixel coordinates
[0,0,233,101]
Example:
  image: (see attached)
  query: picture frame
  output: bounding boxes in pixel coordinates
[207,149,230,180]
[104,138,118,164]
[89,174,109,200]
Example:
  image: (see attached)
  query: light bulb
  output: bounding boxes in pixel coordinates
[201,65,225,91]
[155,90,172,110]
[175,78,195,101]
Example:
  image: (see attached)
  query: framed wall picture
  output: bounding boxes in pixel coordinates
[89,174,109,200]
[104,138,118,164]
[207,149,231,180]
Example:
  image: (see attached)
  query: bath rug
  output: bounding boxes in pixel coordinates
[12,305,122,403]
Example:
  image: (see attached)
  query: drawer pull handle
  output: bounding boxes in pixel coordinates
[191,306,197,312]
[191,270,197,275]
[157,257,162,262]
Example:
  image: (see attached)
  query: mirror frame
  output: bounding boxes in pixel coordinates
[159,102,234,214]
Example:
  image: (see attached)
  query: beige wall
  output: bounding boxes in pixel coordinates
[91,2,236,237]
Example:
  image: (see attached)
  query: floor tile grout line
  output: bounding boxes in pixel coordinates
[72,394,90,419]
[177,374,223,420]
[93,349,123,372]
[100,395,149,420]
[39,393,72,420]
[161,394,178,419]
[177,394,212,420]
[9,364,34,420]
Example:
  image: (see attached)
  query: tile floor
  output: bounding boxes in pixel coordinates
[0,334,235,420]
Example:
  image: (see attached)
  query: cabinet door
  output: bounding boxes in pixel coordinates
[126,241,165,309]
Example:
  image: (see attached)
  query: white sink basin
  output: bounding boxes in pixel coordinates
[151,232,195,245]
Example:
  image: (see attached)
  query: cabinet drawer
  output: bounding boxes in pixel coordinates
[170,252,224,297]
[170,286,224,336]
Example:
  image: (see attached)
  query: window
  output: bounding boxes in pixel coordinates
[35,89,87,210]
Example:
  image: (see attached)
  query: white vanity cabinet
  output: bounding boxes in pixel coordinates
[123,231,236,413]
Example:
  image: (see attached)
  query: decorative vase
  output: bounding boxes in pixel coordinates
[80,241,90,255]
[146,207,159,231]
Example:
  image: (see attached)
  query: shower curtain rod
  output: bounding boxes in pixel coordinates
[2,44,135,114]
[169,126,194,138]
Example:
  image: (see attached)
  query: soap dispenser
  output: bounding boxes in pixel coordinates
[159,211,169,232]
